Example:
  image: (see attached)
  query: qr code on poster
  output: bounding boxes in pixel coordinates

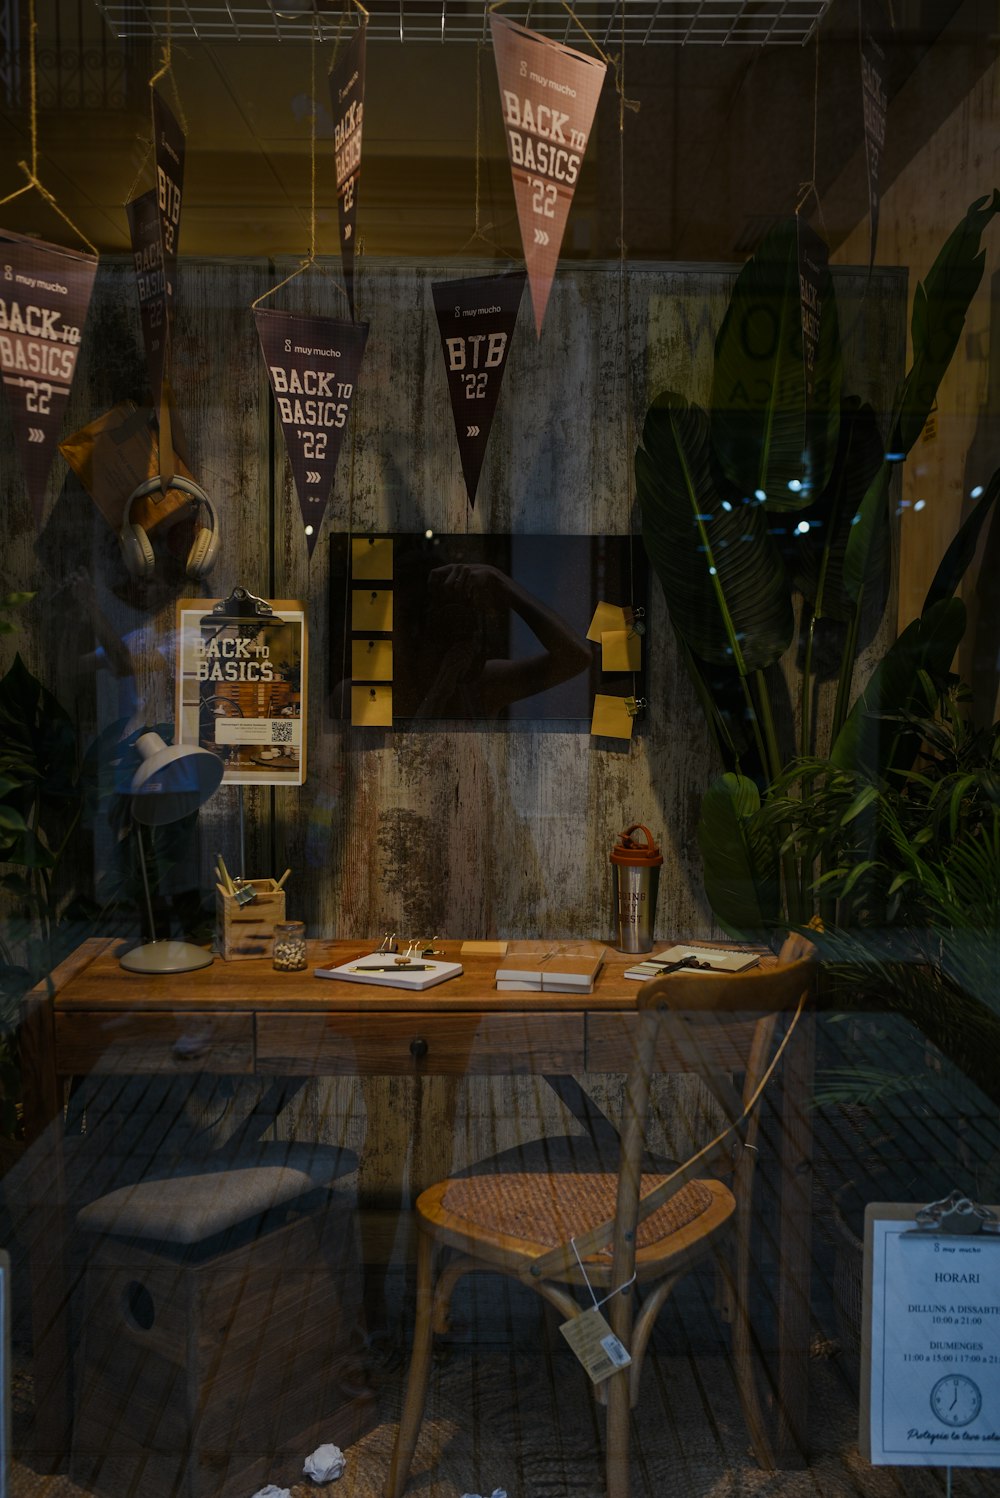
[272,721,293,744]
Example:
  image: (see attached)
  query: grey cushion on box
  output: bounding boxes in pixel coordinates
[75,1141,358,1246]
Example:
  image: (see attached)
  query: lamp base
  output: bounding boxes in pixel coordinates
[119,940,214,975]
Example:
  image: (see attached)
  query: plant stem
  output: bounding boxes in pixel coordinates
[801,604,816,760]
[832,588,864,749]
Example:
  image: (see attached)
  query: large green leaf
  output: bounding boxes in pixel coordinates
[923,466,1000,613]
[697,773,780,937]
[843,461,892,604]
[636,391,793,673]
[710,221,842,507]
[891,190,1000,457]
[791,399,886,622]
[831,598,967,777]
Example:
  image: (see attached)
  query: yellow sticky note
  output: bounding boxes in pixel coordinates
[352,684,393,727]
[352,588,393,633]
[351,536,393,580]
[352,639,393,681]
[587,602,629,644]
[591,693,634,740]
[601,629,641,672]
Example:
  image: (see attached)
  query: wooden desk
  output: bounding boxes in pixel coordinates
[20,938,813,1468]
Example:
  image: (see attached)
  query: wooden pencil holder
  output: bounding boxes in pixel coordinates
[216,880,286,961]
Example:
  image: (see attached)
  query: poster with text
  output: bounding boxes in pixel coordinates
[176,597,308,786]
[432,270,525,507]
[255,308,369,556]
[867,1213,1000,1466]
[490,14,605,337]
[860,0,887,271]
[0,229,98,525]
[126,187,168,410]
[329,24,366,317]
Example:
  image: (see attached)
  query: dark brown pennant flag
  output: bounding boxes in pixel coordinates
[490,14,605,337]
[796,215,829,407]
[329,24,366,319]
[860,0,887,272]
[126,188,167,411]
[255,308,368,557]
[0,228,98,526]
[432,271,525,508]
[152,89,185,325]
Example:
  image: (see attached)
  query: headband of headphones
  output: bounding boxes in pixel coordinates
[120,473,220,580]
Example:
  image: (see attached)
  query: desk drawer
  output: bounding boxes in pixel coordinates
[586,1013,758,1072]
[55,1012,255,1074]
[257,1013,584,1075]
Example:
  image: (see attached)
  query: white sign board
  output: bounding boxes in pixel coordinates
[863,1205,1000,1466]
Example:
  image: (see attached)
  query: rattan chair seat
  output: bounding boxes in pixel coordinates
[440,1171,716,1254]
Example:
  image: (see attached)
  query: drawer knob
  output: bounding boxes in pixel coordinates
[409,1036,429,1061]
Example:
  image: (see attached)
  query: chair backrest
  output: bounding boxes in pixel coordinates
[529,950,816,1289]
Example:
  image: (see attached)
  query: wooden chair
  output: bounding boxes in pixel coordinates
[383,950,816,1498]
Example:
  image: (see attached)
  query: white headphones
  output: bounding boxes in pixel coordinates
[119,474,220,580]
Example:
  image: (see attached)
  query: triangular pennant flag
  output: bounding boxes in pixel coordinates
[432,271,525,508]
[329,23,366,318]
[796,215,828,407]
[254,308,368,556]
[152,89,185,325]
[860,0,887,272]
[126,187,168,411]
[490,14,606,337]
[0,228,98,526]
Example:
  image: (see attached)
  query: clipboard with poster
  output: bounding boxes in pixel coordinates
[175,589,308,786]
[862,1196,1000,1468]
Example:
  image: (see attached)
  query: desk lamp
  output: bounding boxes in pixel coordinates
[119,731,224,974]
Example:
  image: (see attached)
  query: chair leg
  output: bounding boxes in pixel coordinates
[605,1367,631,1498]
[384,1230,438,1498]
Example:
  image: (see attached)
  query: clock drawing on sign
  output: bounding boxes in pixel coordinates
[930,1373,982,1427]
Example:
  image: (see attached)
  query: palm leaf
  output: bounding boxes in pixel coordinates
[923,465,1000,612]
[697,772,781,938]
[792,399,886,621]
[636,391,793,672]
[890,190,1000,456]
[831,598,967,777]
[710,221,841,507]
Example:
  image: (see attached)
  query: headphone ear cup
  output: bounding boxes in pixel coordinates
[185,524,218,580]
[120,522,156,580]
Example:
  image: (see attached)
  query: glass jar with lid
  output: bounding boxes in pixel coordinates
[273,920,307,972]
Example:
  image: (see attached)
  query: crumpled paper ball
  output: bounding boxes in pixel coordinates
[251,1487,291,1498]
[303,1443,347,1483]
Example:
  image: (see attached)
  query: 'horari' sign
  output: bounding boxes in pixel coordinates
[860,0,887,271]
[490,14,606,337]
[0,229,98,525]
[432,270,525,508]
[796,216,829,406]
[329,24,366,318]
[255,307,368,556]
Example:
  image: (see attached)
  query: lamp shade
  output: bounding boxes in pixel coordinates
[130,732,224,826]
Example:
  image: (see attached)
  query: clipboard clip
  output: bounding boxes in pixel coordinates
[913,1191,999,1236]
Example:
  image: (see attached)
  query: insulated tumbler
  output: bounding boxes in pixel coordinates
[610,823,663,953]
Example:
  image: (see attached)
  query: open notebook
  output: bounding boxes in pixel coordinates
[624,944,760,981]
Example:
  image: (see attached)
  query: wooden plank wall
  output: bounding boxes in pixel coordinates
[0,254,904,1195]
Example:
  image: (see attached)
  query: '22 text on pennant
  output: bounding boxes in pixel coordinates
[329,23,366,319]
[432,270,525,509]
[0,229,98,527]
[255,308,368,556]
[490,13,606,338]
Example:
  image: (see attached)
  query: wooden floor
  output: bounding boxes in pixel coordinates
[8,1261,997,1498]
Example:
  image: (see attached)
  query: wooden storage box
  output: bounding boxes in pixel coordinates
[215,880,285,961]
[71,1199,374,1498]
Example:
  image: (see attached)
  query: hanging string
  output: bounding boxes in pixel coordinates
[124,0,188,205]
[460,43,515,258]
[615,1,639,720]
[0,0,99,255]
[253,15,350,312]
[795,19,828,237]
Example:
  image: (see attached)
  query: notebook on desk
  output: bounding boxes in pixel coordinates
[623,944,760,980]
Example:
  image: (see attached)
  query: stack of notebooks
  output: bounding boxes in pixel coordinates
[623,944,760,980]
[496,943,607,994]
